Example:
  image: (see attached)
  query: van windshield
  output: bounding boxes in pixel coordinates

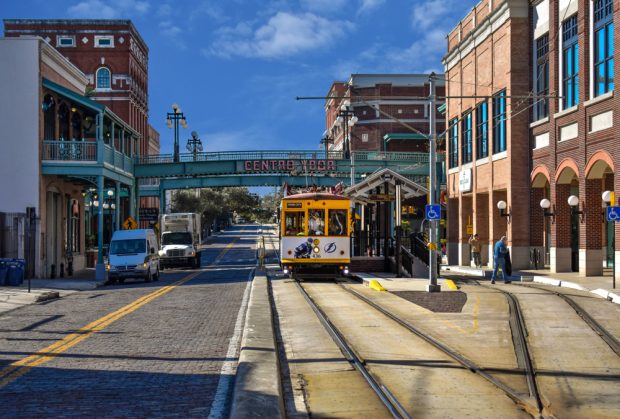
[162,232,193,245]
[110,239,146,255]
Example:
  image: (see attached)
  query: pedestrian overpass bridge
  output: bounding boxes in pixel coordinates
[135,150,444,199]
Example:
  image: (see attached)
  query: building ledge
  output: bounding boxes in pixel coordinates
[530,117,549,128]
[584,90,614,108]
[475,157,489,166]
[553,104,579,119]
[491,151,507,161]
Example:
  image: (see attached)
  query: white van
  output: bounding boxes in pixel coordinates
[107,229,160,284]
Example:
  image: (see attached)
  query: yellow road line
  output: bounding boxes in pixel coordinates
[0,237,241,389]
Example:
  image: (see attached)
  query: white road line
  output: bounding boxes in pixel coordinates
[207,267,255,419]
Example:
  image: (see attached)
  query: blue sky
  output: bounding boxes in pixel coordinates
[1,0,473,154]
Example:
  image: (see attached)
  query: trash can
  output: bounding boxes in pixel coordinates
[6,261,24,286]
[0,259,8,286]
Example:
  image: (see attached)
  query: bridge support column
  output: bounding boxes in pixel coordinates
[159,187,166,215]
[130,182,136,221]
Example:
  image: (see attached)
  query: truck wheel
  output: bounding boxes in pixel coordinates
[145,269,152,283]
[194,255,201,269]
[154,268,160,281]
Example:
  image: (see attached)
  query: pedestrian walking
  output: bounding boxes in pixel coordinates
[469,234,482,268]
[491,236,511,284]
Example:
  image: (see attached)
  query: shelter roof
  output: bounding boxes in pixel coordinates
[344,168,428,203]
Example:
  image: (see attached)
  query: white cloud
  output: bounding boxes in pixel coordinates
[411,0,458,30]
[359,0,385,14]
[67,0,150,19]
[300,0,347,12]
[206,12,354,59]
[157,4,173,17]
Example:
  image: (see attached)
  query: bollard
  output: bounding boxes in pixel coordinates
[50,264,56,279]
[60,263,64,278]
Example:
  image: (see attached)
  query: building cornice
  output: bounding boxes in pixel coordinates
[442,0,528,73]
[39,38,88,92]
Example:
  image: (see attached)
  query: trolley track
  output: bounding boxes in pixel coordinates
[340,282,546,418]
[295,280,411,419]
[517,283,620,357]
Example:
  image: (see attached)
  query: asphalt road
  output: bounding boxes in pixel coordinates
[0,225,260,418]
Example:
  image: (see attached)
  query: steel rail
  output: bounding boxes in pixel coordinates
[517,283,620,357]
[341,284,541,417]
[295,281,410,419]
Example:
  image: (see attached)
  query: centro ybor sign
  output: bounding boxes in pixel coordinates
[244,159,336,172]
[459,168,472,192]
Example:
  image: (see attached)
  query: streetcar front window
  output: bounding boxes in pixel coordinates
[308,209,325,235]
[284,211,305,236]
[328,209,348,236]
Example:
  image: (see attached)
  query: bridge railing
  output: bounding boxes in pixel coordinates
[135,150,438,165]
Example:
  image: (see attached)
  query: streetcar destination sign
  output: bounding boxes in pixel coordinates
[243,159,336,172]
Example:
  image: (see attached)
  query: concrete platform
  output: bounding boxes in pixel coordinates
[442,264,620,304]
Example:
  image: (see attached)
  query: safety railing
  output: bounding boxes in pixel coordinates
[42,140,97,161]
[135,150,436,165]
[401,246,415,277]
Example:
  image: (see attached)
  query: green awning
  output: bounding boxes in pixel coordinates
[42,78,104,113]
[437,103,446,114]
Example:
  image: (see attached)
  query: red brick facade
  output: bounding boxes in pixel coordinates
[325,75,445,154]
[443,0,532,269]
[530,0,618,276]
[4,19,153,157]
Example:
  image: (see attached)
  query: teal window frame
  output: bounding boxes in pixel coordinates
[594,0,614,96]
[475,101,488,159]
[562,15,579,108]
[492,90,506,154]
[449,117,458,168]
[461,111,472,164]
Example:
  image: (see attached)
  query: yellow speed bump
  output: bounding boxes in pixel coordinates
[368,279,386,292]
[445,279,459,290]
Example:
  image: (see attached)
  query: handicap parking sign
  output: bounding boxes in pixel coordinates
[425,204,441,221]
[607,206,620,222]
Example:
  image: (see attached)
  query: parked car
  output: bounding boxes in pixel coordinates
[107,229,160,284]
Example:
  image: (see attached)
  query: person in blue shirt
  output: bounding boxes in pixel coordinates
[491,236,511,284]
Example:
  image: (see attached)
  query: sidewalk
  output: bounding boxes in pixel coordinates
[442,264,620,304]
[0,269,105,316]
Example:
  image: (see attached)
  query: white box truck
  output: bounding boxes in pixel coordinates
[159,213,201,269]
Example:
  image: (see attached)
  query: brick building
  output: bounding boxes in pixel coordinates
[325,74,445,155]
[4,19,160,221]
[529,0,618,276]
[442,0,531,269]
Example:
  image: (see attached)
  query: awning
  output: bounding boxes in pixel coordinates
[345,168,428,203]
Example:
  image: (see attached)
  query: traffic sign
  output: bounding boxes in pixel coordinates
[425,204,441,220]
[466,224,473,235]
[139,207,159,221]
[607,206,620,222]
[123,216,138,230]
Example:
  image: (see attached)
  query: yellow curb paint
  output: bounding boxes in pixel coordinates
[368,279,386,292]
[0,238,240,389]
[445,280,458,290]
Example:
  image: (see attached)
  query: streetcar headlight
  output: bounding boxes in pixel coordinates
[344,267,349,275]
[313,246,320,253]
[283,267,289,274]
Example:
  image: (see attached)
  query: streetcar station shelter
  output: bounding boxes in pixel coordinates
[345,168,428,272]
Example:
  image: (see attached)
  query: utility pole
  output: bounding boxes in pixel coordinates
[427,73,441,292]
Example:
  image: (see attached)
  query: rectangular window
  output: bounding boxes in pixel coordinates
[535,33,549,119]
[594,0,614,96]
[284,211,305,236]
[492,90,507,154]
[57,36,75,47]
[95,36,114,48]
[562,15,579,108]
[308,209,325,236]
[328,209,348,236]
[475,101,488,159]
[449,117,459,168]
[461,112,472,164]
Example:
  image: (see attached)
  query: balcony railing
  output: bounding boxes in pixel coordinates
[42,140,97,161]
[42,140,133,174]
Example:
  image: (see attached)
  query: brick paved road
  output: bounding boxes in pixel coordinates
[0,225,260,418]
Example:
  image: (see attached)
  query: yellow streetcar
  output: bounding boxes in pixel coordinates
[280,192,351,279]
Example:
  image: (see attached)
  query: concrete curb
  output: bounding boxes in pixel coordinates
[230,272,284,419]
[441,265,486,277]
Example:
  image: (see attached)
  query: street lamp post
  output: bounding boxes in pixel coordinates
[602,190,615,289]
[166,103,188,163]
[186,131,203,161]
[320,130,334,161]
[336,101,358,158]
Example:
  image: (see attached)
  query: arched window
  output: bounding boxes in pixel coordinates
[96,67,111,89]
[58,104,69,140]
[42,94,56,141]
